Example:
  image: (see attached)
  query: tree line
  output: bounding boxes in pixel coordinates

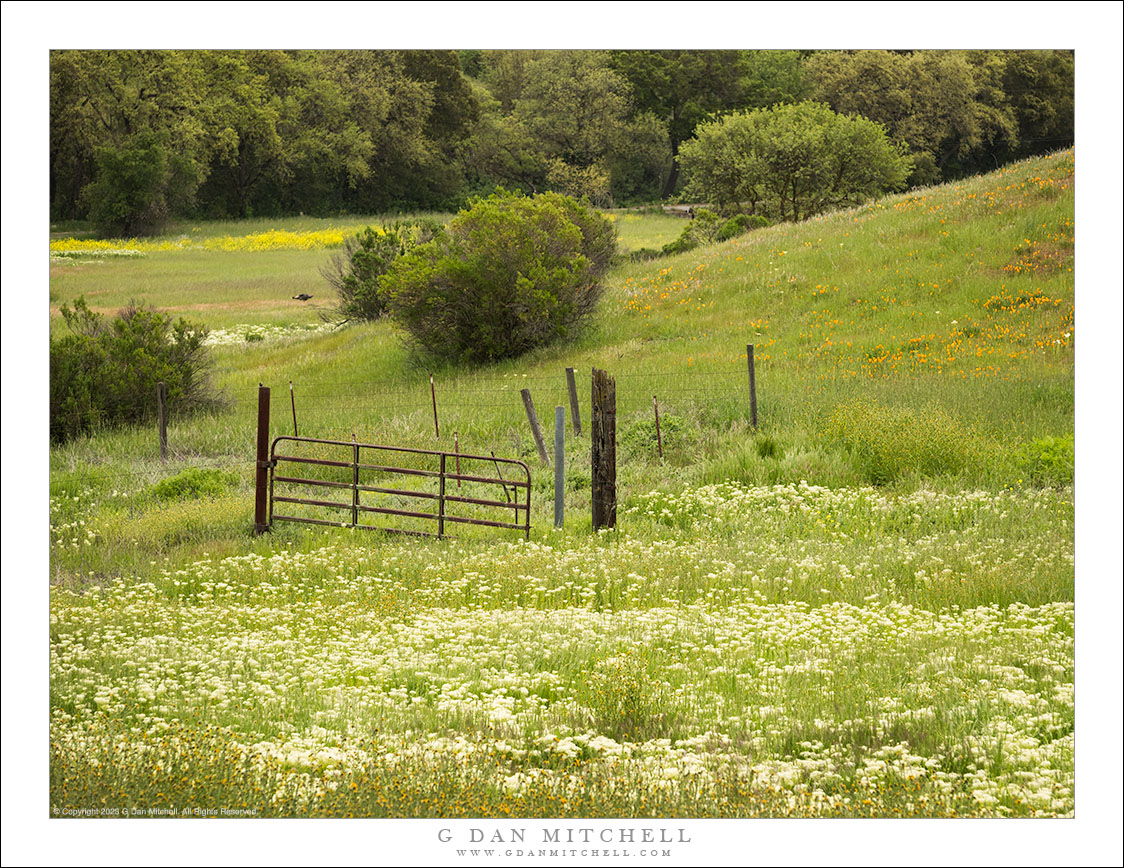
[50,49,1073,235]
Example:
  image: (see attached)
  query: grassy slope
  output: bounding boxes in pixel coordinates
[48,153,1075,818]
[50,150,1074,581]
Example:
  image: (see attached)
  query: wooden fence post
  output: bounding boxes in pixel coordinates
[747,344,758,429]
[591,368,617,531]
[254,384,271,535]
[566,367,582,436]
[653,395,663,460]
[554,406,565,529]
[157,381,168,462]
[521,388,551,467]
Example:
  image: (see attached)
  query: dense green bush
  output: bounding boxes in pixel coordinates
[626,212,770,263]
[821,400,982,485]
[718,213,769,240]
[679,101,912,221]
[1013,435,1074,486]
[661,209,722,256]
[321,220,444,322]
[380,190,616,363]
[82,131,202,237]
[659,210,769,257]
[151,467,240,501]
[50,298,222,444]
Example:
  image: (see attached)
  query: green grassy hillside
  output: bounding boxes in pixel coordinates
[49,151,1075,819]
[50,149,1074,571]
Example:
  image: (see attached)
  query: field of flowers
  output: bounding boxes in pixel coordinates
[47,152,1079,821]
[50,483,1073,818]
[50,227,356,258]
[617,150,1075,383]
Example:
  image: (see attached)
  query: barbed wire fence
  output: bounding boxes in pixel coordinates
[52,347,764,492]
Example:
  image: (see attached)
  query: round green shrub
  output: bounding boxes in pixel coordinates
[1013,434,1074,486]
[717,213,769,241]
[661,208,721,256]
[321,220,444,322]
[151,467,239,501]
[379,190,616,363]
[50,298,223,444]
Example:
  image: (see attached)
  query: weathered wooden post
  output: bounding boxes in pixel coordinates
[554,406,565,529]
[747,344,758,429]
[566,367,582,435]
[591,368,616,531]
[653,395,663,460]
[157,381,168,462]
[253,384,271,535]
[521,388,551,467]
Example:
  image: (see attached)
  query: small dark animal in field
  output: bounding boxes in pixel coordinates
[292,294,313,301]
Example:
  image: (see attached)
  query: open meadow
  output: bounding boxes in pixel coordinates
[49,152,1075,818]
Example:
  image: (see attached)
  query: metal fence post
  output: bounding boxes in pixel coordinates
[747,344,758,429]
[253,384,271,535]
[554,406,565,529]
[352,435,360,528]
[438,453,447,538]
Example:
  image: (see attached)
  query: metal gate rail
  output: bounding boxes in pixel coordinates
[268,436,531,539]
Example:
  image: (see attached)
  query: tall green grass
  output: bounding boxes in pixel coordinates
[49,151,1074,581]
[48,155,1076,819]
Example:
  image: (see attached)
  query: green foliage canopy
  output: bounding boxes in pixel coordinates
[49,49,1073,225]
[379,191,616,364]
[51,49,480,226]
[469,50,666,206]
[802,50,1071,183]
[678,101,912,221]
[50,298,222,444]
[608,50,765,198]
[321,220,444,323]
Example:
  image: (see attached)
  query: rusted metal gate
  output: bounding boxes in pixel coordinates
[266,435,531,539]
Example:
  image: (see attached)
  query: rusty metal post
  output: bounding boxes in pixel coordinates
[491,451,513,503]
[653,395,663,460]
[566,367,582,436]
[157,381,168,462]
[438,452,447,538]
[290,380,298,437]
[591,368,616,531]
[352,435,360,528]
[430,374,440,439]
[747,344,758,429]
[521,388,551,467]
[254,384,271,534]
